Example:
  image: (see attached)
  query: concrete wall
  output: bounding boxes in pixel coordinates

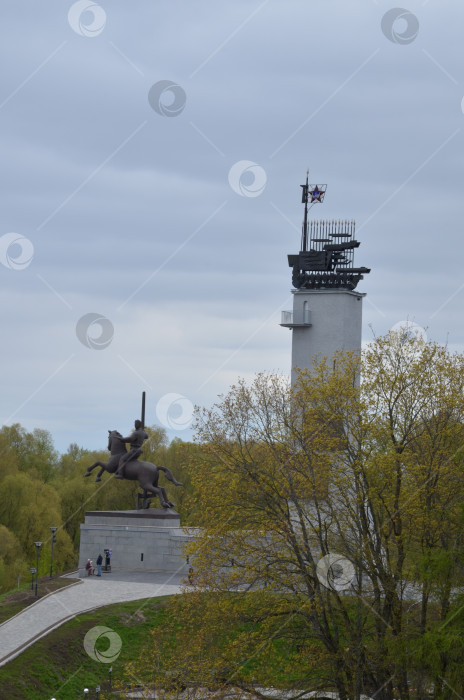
[291,288,364,384]
[79,510,193,576]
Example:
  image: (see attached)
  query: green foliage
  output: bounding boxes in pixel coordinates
[0,421,195,587]
[148,331,464,700]
[156,438,202,523]
[0,424,58,482]
[0,597,172,700]
[124,591,332,698]
[0,467,74,581]
[142,425,169,459]
[140,427,198,519]
[0,525,27,593]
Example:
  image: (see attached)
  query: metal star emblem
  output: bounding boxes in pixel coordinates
[309,185,326,203]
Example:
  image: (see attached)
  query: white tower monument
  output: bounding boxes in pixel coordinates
[281,174,370,384]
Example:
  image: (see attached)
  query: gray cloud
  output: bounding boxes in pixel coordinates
[0,0,463,450]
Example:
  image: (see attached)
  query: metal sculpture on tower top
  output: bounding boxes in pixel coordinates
[288,172,370,290]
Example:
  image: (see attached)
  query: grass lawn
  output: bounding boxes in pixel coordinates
[0,588,348,699]
[0,596,172,699]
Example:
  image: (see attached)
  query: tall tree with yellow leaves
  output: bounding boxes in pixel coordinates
[125,331,464,700]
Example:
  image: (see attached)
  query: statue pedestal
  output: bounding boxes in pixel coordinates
[78,509,192,577]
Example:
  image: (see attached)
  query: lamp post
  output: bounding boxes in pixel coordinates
[29,568,36,591]
[83,689,89,698]
[34,542,42,598]
[109,666,112,689]
[49,527,57,579]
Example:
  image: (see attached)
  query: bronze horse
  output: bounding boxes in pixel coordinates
[85,430,182,509]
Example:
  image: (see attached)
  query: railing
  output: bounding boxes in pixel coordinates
[280,310,312,327]
[281,310,293,325]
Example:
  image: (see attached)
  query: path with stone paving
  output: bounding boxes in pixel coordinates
[0,570,184,667]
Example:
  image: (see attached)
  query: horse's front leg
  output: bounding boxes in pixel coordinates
[85,461,105,479]
[94,467,105,482]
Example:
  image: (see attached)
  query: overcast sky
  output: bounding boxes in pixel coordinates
[1,0,462,453]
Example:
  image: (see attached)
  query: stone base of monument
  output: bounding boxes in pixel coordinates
[78,509,192,577]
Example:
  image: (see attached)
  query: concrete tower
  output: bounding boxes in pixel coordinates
[281,175,370,384]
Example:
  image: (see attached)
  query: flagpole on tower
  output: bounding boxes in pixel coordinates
[300,171,327,253]
[301,169,309,252]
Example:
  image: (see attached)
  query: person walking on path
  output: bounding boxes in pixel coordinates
[96,553,103,576]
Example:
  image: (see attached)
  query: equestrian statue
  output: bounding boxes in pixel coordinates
[84,416,183,510]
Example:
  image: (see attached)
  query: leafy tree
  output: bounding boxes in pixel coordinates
[129,332,464,700]
[154,438,202,523]
[0,424,58,482]
[0,525,27,593]
[0,426,77,579]
[0,471,75,574]
[58,443,92,479]
[142,425,169,461]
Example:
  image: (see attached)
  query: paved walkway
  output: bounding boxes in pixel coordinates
[0,570,184,667]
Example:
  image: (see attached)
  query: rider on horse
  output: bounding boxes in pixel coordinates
[85,426,182,509]
[114,419,149,479]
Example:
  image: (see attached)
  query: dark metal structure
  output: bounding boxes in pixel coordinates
[141,390,146,428]
[288,173,370,290]
[84,393,182,509]
[85,431,183,509]
[33,542,42,598]
[49,526,57,579]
